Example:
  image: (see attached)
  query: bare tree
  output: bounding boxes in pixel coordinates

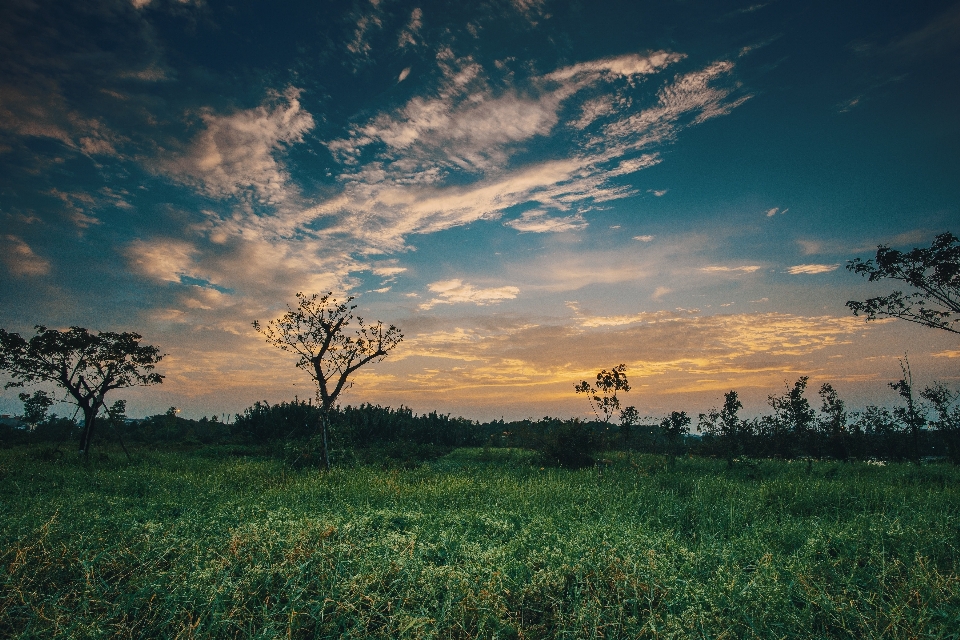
[253,292,403,469]
[0,326,164,458]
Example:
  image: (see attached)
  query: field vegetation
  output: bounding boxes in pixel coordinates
[2,446,959,638]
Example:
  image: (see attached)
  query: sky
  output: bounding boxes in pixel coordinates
[1,0,958,422]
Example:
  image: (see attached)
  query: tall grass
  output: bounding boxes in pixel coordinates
[1,447,958,638]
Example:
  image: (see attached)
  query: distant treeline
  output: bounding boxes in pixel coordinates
[3,378,958,466]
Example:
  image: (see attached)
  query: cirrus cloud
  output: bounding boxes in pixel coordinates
[159,87,314,205]
[787,263,840,274]
[419,279,520,310]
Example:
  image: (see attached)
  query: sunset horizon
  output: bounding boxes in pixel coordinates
[2,0,958,423]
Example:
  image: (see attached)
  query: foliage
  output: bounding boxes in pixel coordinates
[253,292,403,469]
[659,411,691,459]
[698,390,743,465]
[574,364,630,423]
[921,382,960,463]
[767,377,817,458]
[537,420,599,468]
[818,383,849,460]
[847,231,960,334]
[889,357,926,463]
[253,293,403,412]
[17,390,53,427]
[0,326,164,457]
[1,448,958,638]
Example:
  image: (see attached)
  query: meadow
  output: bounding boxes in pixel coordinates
[1,447,959,639]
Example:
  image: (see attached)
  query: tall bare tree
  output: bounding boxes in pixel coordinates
[0,326,164,457]
[253,292,403,469]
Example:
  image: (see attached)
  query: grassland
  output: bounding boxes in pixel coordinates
[1,447,959,638]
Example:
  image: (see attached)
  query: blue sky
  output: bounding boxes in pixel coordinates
[1,0,958,421]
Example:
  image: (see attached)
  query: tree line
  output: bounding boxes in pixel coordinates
[1,232,958,466]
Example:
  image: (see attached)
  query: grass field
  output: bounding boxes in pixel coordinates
[1,447,959,638]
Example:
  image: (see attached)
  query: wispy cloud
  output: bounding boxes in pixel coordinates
[159,87,314,205]
[504,209,588,233]
[700,265,762,273]
[419,279,520,310]
[346,1,385,64]
[633,235,655,242]
[0,84,126,158]
[765,207,788,217]
[787,264,840,274]
[546,51,686,83]
[1,235,50,277]
[397,7,423,49]
[314,53,748,253]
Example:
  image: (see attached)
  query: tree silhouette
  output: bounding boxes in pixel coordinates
[253,292,403,470]
[921,382,960,463]
[575,364,630,423]
[699,390,743,467]
[768,377,816,458]
[890,356,925,464]
[818,383,848,460]
[659,410,691,462]
[846,232,960,335]
[0,326,164,457]
[18,389,53,428]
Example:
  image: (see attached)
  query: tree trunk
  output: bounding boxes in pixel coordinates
[320,409,331,471]
[79,410,97,458]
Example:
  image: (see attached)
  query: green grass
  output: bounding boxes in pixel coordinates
[1,447,959,638]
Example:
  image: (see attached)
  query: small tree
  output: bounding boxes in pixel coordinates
[846,232,960,335]
[921,382,960,463]
[253,292,403,470]
[0,326,164,457]
[575,364,630,423]
[818,383,848,460]
[18,389,53,429]
[659,410,691,462]
[768,377,816,458]
[698,390,743,467]
[890,356,925,464]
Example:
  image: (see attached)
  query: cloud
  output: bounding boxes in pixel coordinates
[369,310,874,417]
[652,286,671,300]
[315,53,748,254]
[787,264,840,274]
[547,51,686,82]
[397,8,423,49]
[0,235,50,277]
[125,239,201,283]
[633,235,655,242]
[700,265,762,273]
[648,189,668,197]
[372,266,407,277]
[328,66,561,172]
[159,87,314,205]
[419,279,520,310]
[0,84,125,158]
[346,2,385,63]
[568,306,701,328]
[398,67,412,82]
[504,209,588,233]
[602,60,751,145]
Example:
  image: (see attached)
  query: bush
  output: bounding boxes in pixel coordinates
[539,420,599,469]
